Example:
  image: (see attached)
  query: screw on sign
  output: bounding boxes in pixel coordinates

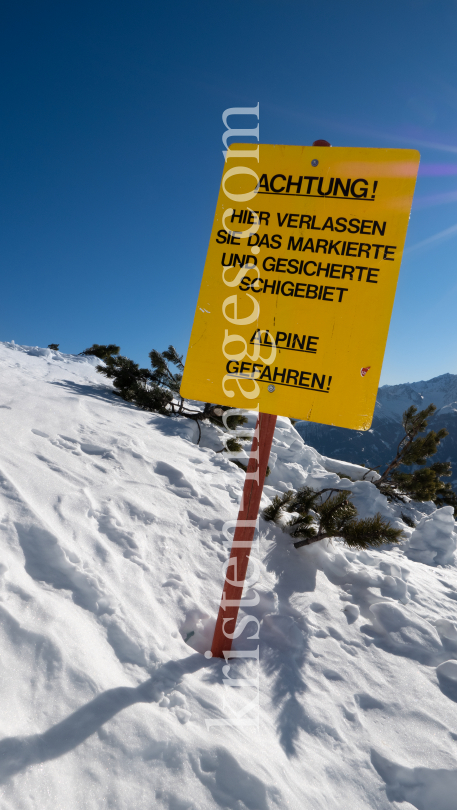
[180,137,420,659]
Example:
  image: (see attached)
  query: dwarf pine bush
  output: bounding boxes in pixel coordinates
[264,486,402,551]
[374,404,457,515]
[83,343,248,447]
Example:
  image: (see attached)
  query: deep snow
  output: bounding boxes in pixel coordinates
[1,340,457,810]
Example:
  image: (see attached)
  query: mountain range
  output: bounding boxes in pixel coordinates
[295,373,457,485]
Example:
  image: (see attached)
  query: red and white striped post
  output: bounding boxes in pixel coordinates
[210,139,331,659]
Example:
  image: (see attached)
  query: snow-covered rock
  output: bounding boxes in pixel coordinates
[405,506,457,566]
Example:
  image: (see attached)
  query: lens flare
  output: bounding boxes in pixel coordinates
[404,222,457,255]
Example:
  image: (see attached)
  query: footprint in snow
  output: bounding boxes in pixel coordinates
[162,577,189,594]
[31,430,116,459]
[342,705,358,722]
[104,619,148,667]
[155,461,199,497]
[159,692,191,724]
[80,443,116,459]
[309,602,326,613]
[92,508,150,568]
[322,668,344,681]
[192,747,279,809]
[343,604,360,624]
[355,692,384,710]
[363,602,443,664]
[198,495,214,507]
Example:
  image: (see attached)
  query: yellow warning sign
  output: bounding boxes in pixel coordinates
[180,144,420,429]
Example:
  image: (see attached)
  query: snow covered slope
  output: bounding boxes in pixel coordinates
[1,341,457,810]
[296,373,457,486]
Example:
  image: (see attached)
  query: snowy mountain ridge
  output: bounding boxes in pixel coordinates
[377,372,457,417]
[296,372,457,484]
[1,340,457,810]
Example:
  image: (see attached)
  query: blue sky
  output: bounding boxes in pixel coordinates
[1,0,456,386]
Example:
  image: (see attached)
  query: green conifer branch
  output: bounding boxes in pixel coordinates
[262,486,403,551]
[374,402,455,515]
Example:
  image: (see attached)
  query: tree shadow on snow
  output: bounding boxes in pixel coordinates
[261,629,311,758]
[201,613,314,759]
[145,412,200,443]
[48,379,135,408]
[50,381,202,442]
[263,526,318,605]
[0,654,212,784]
[260,530,320,757]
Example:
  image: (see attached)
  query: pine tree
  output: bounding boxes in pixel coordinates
[95,351,172,415]
[48,343,59,350]
[80,344,120,361]
[263,486,403,551]
[375,404,457,514]
[90,343,250,447]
